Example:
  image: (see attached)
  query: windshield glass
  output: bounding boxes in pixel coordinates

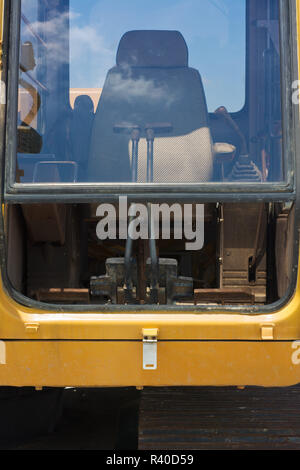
[15,0,283,185]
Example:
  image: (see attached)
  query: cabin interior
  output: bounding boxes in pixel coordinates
[5,0,294,307]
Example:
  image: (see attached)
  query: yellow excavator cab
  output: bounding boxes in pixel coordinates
[0,0,299,394]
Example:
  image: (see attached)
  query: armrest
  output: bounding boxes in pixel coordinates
[213,142,236,164]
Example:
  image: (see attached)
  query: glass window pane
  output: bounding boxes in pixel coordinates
[16,0,284,185]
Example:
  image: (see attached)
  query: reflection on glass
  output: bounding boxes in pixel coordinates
[17,0,283,185]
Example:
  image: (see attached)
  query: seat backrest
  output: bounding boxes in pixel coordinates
[70,95,94,181]
[87,30,213,183]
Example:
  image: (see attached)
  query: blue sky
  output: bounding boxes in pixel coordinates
[69,0,246,111]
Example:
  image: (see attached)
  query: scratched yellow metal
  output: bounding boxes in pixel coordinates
[0,0,299,387]
[0,341,299,387]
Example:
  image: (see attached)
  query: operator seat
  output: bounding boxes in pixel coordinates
[87,30,214,183]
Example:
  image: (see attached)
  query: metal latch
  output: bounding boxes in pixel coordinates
[142,328,158,370]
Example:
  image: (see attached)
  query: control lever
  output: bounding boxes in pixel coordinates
[214,107,262,182]
[113,122,173,304]
[114,123,141,182]
[145,123,172,182]
[145,123,172,303]
[214,106,248,157]
[114,124,141,302]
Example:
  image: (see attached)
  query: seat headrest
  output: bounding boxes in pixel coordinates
[116,30,188,67]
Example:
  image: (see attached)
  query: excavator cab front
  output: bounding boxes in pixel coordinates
[0,0,299,390]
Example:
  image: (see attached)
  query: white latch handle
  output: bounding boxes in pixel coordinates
[142,328,158,370]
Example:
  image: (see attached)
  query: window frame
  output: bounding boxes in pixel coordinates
[2,0,297,204]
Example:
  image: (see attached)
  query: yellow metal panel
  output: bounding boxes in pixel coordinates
[0,267,299,341]
[0,256,300,341]
[0,340,299,387]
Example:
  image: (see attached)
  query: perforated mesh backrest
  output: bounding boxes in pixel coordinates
[87,31,213,183]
